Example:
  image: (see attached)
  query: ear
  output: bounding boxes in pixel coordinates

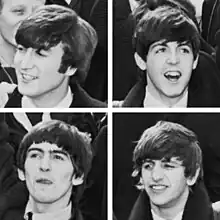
[71,174,84,186]
[64,67,77,76]
[192,55,199,70]
[134,52,146,70]
[18,169,25,181]
[186,168,200,186]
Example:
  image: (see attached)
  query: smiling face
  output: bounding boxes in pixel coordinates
[141,158,196,209]
[0,0,45,46]
[144,40,198,104]
[14,43,72,101]
[18,142,83,209]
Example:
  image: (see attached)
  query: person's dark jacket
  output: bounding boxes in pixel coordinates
[2,205,84,220]
[202,0,220,47]
[128,182,218,220]
[4,82,107,108]
[113,0,140,100]
[118,51,220,107]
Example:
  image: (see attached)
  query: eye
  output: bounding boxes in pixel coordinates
[155,47,166,54]
[53,154,65,161]
[142,162,154,170]
[12,9,26,16]
[163,163,176,169]
[36,49,48,57]
[179,46,191,54]
[28,152,41,159]
[17,45,25,52]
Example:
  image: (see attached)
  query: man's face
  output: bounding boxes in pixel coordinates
[145,40,198,101]
[0,0,45,46]
[14,43,70,100]
[141,158,193,208]
[19,142,80,206]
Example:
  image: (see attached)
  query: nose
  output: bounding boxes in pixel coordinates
[20,50,34,69]
[151,166,164,182]
[39,156,51,172]
[166,50,180,65]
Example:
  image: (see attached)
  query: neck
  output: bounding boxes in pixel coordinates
[0,35,16,66]
[147,75,188,107]
[151,187,189,220]
[29,79,70,108]
[29,187,72,213]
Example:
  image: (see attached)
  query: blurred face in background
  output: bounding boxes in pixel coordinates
[0,0,45,47]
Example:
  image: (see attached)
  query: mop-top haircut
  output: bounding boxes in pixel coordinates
[134,6,200,61]
[15,4,98,82]
[132,121,203,184]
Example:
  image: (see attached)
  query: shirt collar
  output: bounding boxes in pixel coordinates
[143,86,188,108]
[128,0,139,12]
[24,200,72,220]
[22,86,73,108]
[151,209,183,220]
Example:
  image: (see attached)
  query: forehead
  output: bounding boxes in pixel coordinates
[28,142,66,153]
[150,40,191,49]
[2,0,44,8]
[144,157,182,164]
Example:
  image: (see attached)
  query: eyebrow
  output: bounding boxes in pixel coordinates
[27,148,69,157]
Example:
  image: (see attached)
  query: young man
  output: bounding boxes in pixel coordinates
[4,4,106,107]
[2,119,93,220]
[129,120,218,220]
[116,5,220,107]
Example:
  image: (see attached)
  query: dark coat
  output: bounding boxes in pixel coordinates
[202,0,220,47]
[129,182,216,220]
[120,51,220,107]
[113,0,140,100]
[2,206,84,220]
[4,82,106,108]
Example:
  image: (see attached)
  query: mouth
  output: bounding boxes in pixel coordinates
[36,178,53,185]
[164,70,181,82]
[150,184,168,192]
[20,72,38,82]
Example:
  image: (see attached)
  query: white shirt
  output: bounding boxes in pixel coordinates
[24,200,72,220]
[143,86,188,108]
[22,86,73,108]
[65,0,72,4]
[128,0,139,12]
[151,209,184,220]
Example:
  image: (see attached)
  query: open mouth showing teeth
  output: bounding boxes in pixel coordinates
[164,71,181,82]
[150,185,168,192]
[21,73,37,81]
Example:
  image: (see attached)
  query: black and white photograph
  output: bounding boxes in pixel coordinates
[0,112,107,220]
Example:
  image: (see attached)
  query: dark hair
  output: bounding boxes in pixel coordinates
[132,121,203,185]
[17,119,93,204]
[15,4,97,83]
[133,0,197,25]
[134,6,200,61]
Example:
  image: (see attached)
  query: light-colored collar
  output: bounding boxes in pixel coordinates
[24,200,72,220]
[65,0,71,4]
[128,0,139,12]
[22,86,73,108]
[143,86,188,108]
[151,209,184,220]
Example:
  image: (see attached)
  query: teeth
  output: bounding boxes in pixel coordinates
[22,74,37,81]
[151,185,166,190]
